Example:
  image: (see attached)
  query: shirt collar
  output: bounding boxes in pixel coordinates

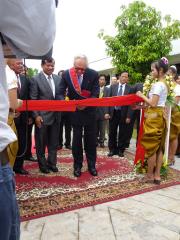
[43,71,52,79]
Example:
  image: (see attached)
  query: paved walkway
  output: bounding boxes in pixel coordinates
[20,141,180,240]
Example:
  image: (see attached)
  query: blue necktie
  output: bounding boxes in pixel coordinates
[78,75,83,86]
[116,84,123,110]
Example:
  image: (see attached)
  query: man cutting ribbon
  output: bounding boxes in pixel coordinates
[57,55,99,177]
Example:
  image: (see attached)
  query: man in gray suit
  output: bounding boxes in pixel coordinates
[30,58,61,173]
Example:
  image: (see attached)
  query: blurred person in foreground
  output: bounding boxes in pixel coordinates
[0,0,56,239]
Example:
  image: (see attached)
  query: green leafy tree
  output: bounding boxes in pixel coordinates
[27,68,38,78]
[99,1,180,83]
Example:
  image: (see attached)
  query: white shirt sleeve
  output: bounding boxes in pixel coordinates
[0,0,56,56]
[6,66,17,90]
[151,82,164,96]
[174,84,180,97]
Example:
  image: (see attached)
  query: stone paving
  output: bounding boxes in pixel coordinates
[20,140,180,240]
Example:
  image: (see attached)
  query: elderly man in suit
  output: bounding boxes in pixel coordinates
[30,58,61,174]
[57,55,99,177]
[96,75,109,147]
[105,71,133,157]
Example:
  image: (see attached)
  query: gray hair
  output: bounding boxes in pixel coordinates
[74,54,88,63]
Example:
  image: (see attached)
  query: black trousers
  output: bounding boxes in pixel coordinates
[125,110,141,147]
[72,122,97,170]
[35,121,59,169]
[25,123,34,158]
[13,116,27,171]
[108,110,130,153]
[59,112,72,147]
[96,119,106,144]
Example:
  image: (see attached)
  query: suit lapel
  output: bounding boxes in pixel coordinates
[124,84,129,95]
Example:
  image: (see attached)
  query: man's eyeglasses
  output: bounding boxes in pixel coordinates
[75,67,85,72]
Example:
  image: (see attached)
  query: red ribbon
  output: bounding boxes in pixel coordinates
[134,109,145,165]
[18,94,143,112]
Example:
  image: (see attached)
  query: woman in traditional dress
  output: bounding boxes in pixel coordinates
[168,66,180,165]
[136,57,169,184]
[6,60,23,167]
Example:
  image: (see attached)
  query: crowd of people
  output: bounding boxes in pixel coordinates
[5,56,180,182]
[0,1,180,239]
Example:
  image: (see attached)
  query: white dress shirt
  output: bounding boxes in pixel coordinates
[117,83,126,95]
[6,65,18,90]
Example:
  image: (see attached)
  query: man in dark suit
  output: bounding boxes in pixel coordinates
[105,71,133,157]
[30,58,61,174]
[96,75,109,147]
[57,55,99,177]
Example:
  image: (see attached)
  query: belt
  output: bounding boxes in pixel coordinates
[0,149,9,166]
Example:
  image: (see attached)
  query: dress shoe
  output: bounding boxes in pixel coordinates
[26,156,37,162]
[65,145,72,150]
[48,165,59,172]
[14,168,29,175]
[88,168,98,176]
[108,151,115,157]
[40,167,50,174]
[100,143,104,148]
[118,151,124,157]
[74,169,81,177]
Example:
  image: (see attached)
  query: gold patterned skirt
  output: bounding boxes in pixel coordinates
[7,115,18,167]
[141,107,166,158]
[170,107,180,141]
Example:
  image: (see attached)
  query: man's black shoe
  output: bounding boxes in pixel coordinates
[14,168,29,175]
[26,156,37,162]
[74,169,81,177]
[48,165,59,172]
[40,167,50,174]
[108,151,115,157]
[88,168,98,176]
[118,151,124,157]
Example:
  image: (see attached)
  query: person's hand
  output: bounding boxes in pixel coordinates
[136,91,144,98]
[17,99,23,108]
[104,114,110,120]
[126,117,131,124]
[77,106,86,111]
[35,116,43,128]
[14,111,21,118]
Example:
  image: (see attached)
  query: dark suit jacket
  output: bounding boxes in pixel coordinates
[131,82,143,93]
[105,83,133,121]
[56,68,99,125]
[30,72,61,125]
[57,68,99,100]
[14,74,31,125]
[96,86,109,120]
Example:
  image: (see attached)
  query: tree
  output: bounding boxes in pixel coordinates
[99,1,180,83]
[27,68,38,78]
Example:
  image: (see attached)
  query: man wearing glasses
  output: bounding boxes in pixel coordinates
[57,55,99,177]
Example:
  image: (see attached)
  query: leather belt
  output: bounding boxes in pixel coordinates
[0,149,9,166]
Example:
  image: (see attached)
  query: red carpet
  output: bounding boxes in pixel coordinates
[15,149,180,221]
